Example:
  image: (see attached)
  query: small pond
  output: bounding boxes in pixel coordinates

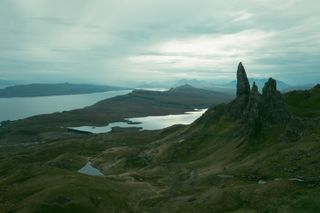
[78,161,104,176]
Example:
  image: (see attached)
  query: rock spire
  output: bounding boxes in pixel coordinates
[261,78,290,124]
[236,62,250,97]
[229,63,290,135]
[245,82,262,135]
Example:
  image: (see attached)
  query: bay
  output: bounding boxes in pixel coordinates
[0,90,131,122]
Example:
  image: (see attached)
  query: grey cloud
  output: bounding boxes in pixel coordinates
[0,0,319,85]
[32,17,75,26]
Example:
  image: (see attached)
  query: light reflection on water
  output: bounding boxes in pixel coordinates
[0,90,131,122]
[69,109,207,134]
[78,161,104,176]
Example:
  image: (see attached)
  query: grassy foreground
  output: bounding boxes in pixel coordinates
[0,87,319,212]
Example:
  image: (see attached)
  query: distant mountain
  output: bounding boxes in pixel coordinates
[173,79,214,88]
[282,83,315,92]
[0,79,20,89]
[172,79,236,95]
[0,83,129,98]
[172,78,291,94]
[226,78,290,91]
[133,78,316,96]
[168,84,230,99]
[138,79,231,92]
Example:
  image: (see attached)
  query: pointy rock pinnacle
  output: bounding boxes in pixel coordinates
[261,78,290,123]
[262,78,277,95]
[236,62,250,97]
[246,83,262,135]
[251,81,258,94]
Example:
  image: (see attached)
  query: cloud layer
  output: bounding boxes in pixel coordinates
[0,0,319,85]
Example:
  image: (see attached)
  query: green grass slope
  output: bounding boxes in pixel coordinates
[0,86,319,212]
[284,86,320,118]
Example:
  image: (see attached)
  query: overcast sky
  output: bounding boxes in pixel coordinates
[0,0,319,85]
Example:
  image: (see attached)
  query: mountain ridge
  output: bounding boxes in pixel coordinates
[0,83,128,97]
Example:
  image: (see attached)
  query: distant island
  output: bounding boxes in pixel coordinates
[0,83,129,98]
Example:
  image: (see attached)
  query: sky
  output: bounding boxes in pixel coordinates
[0,0,319,85]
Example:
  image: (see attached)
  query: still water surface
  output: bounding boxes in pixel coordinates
[0,90,131,122]
[69,109,207,134]
[78,161,104,176]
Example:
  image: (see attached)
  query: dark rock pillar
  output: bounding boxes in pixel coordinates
[246,82,262,135]
[228,62,251,119]
[236,62,250,97]
[261,78,290,124]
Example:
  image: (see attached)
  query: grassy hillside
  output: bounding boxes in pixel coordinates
[0,86,319,212]
[284,86,320,118]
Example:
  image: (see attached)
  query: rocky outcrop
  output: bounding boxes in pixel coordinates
[236,62,250,97]
[204,62,292,136]
[245,82,262,135]
[261,78,290,124]
[228,62,250,119]
[228,95,249,119]
[227,63,290,135]
[279,116,320,143]
[279,117,304,143]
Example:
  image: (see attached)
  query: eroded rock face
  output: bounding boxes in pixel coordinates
[228,62,251,119]
[261,78,290,124]
[206,62,291,136]
[279,117,304,143]
[227,64,290,135]
[228,95,249,119]
[245,82,262,135]
[236,62,250,97]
